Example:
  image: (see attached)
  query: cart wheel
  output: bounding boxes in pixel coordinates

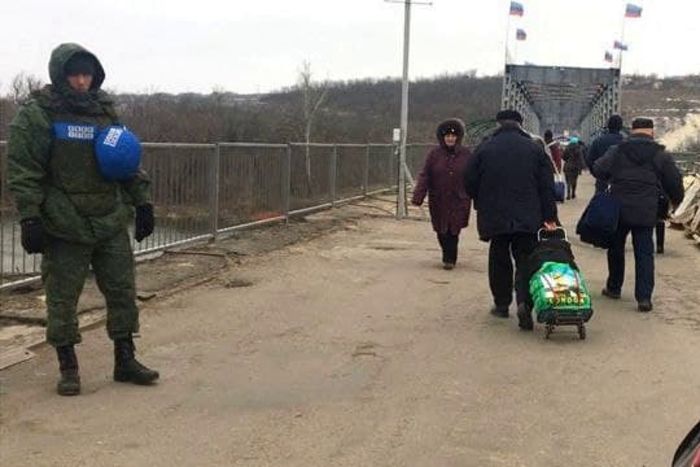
[578,324,586,340]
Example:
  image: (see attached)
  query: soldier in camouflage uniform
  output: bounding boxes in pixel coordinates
[8,43,159,396]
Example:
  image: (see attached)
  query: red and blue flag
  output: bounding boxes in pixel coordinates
[625,3,643,18]
[604,51,613,63]
[510,1,524,16]
[516,28,527,41]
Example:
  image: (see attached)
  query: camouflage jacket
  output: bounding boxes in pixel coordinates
[8,43,150,244]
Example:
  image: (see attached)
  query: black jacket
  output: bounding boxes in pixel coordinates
[464,125,558,241]
[593,135,684,227]
[587,131,624,191]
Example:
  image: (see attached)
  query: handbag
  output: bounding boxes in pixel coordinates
[554,172,567,202]
[576,190,621,249]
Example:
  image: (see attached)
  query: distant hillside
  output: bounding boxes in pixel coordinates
[1,73,699,149]
[622,74,700,150]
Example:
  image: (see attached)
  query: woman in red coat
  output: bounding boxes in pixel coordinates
[411,119,473,270]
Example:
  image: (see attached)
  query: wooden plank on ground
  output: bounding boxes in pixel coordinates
[0,348,36,371]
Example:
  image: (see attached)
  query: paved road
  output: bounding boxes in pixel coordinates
[2,177,700,466]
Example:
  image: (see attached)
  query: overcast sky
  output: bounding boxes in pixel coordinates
[1,0,698,95]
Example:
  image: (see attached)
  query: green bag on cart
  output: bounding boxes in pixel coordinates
[529,261,592,323]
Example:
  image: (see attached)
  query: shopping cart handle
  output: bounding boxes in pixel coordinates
[537,227,568,242]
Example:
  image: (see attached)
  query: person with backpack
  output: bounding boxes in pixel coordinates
[7,43,159,395]
[593,117,684,312]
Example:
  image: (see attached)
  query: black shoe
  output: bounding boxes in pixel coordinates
[601,288,621,300]
[517,304,534,331]
[656,248,664,255]
[56,345,81,396]
[637,301,653,312]
[442,262,455,270]
[490,306,509,319]
[114,338,159,385]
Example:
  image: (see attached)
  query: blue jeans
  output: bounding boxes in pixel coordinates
[606,225,655,301]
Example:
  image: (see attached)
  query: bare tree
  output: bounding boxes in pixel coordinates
[9,72,44,104]
[297,61,328,192]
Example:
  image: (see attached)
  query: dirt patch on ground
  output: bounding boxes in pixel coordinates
[0,196,398,355]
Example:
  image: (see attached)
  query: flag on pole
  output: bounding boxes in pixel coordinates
[509,1,524,16]
[613,40,628,51]
[604,51,614,63]
[516,28,527,41]
[625,3,643,18]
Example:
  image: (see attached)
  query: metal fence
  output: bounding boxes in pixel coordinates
[0,141,438,290]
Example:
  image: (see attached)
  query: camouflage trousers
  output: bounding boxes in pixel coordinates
[42,230,139,347]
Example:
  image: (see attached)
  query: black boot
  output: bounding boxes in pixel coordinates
[56,345,81,396]
[114,338,159,385]
[517,303,534,331]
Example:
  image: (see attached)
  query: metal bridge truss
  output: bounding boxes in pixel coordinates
[502,65,621,141]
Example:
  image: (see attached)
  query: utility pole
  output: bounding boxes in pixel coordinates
[386,0,432,219]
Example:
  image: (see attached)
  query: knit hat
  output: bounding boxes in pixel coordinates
[607,114,623,131]
[65,53,97,76]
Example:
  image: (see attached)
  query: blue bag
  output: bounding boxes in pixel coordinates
[552,172,566,202]
[576,190,621,249]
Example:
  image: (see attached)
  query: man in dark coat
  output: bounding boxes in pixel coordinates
[594,117,684,312]
[412,119,472,269]
[464,110,558,330]
[587,114,625,193]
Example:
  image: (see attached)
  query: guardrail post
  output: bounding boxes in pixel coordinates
[363,145,370,196]
[282,144,292,223]
[330,144,338,207]
[209,143,221,240]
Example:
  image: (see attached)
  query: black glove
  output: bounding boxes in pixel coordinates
[134,204,154,242]
[20,217,45,254]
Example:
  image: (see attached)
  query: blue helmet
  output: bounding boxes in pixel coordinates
[94,126,142,181]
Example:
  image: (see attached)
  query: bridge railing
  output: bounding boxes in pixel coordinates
[1,140,431,290]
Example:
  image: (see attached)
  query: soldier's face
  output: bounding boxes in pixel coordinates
[444,134,458,147]
[67,74,93,93]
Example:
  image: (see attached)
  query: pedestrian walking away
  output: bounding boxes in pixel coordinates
[412,118,472,270]
[7,43,160,396]
[655,187,670,254]
[544,130,563,174]
[593,117,684,312]
[586,114,625,193]
[562,136,586,199]
[464,109,558,330]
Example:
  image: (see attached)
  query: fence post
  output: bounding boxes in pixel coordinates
[330,144,338,207]
[282,144,292,223]
[363,145,370,196]
[209,143,221,239]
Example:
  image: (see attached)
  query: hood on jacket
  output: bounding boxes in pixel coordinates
[436,118,466,149]
[49,43,106,92]
[619,135,665,166]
